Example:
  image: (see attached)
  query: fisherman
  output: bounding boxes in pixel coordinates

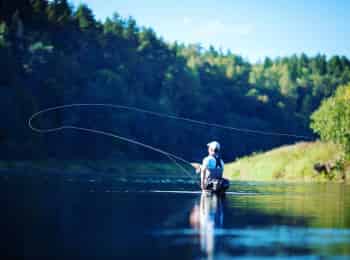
[200,141,229,193]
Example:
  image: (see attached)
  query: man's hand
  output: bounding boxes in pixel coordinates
[190,163,202,174]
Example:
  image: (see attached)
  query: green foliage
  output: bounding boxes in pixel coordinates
[46,0,72,25]
[311,84,350,155]
[74,4,95,31]
[29,41,53,52]
[0,0,350,161]
[0,22,7,46]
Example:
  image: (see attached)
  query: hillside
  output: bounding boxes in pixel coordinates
[1,1,350,162]
[224,142,350,182]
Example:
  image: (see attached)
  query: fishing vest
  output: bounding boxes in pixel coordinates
[204,155,223,179]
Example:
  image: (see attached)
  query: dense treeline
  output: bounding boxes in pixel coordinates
[1,0,349,162]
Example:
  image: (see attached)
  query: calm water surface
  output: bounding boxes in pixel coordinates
[1,174,350,259]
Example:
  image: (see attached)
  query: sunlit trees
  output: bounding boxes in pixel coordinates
[74,4,95,31]
[311,84,350,156]
[46,0,71,26]
[1,0,350,160]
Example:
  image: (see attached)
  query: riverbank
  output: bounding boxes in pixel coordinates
[2,142,349,183]
[225,141,350,182]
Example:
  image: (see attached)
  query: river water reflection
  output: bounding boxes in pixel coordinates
[1,174,350,259]
[189,193,224,258]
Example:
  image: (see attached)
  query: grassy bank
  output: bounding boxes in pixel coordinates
[224,141,350,182]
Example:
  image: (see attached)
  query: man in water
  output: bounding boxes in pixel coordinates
[200,141,229,192]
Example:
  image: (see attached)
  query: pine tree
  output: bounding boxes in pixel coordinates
[46,0,71,26]
[74,4,95,31]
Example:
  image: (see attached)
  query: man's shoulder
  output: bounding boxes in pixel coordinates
[203,155,215,160]
[202,155,215,164]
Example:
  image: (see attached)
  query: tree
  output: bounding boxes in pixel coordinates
[74,4,95,31]
[31,0,48,26]
[46,0,71,26]
[311,84,350,156]
[103,13,124,36]
[0,22,7,46]
[328,56,342,75]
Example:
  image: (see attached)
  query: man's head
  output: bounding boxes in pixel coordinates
[207,141,220,155]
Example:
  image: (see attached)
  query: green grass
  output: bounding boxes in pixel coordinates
[224,141,349,182]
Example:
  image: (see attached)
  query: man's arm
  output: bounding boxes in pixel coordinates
[190,163,202,174]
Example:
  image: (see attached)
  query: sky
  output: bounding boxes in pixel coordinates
[70,0,350,62]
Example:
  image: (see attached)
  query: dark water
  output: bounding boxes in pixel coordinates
[1,174,350,259]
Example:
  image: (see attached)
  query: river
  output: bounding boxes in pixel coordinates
[1,173,350,259]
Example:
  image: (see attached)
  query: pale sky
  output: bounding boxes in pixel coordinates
[70,0,350,62]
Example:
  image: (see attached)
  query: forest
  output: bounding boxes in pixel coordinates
[1,0,350,163]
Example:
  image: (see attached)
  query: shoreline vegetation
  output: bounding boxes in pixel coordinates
[225,141,350,183]
[0,141,349,184]
[0,160,186,178]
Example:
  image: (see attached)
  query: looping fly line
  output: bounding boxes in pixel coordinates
[28,103,313,177]
[28,104,196,178]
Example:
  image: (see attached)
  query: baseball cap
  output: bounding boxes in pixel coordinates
[207,141,220,151]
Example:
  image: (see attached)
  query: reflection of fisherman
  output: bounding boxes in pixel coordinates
[189,193,224,258]
[200,141,229,192]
